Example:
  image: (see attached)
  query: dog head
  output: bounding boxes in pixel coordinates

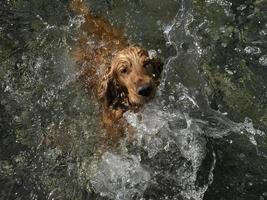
[98,46,163,109]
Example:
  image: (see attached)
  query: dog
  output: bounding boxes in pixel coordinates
[70,0,163,146]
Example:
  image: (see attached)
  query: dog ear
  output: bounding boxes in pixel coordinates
[98,73,121,108]
[148,50,163,80]
[150,57,163,80]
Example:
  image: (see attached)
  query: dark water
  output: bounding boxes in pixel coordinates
[0,0,267,199]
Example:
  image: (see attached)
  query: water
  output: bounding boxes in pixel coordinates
[1,0,267,199]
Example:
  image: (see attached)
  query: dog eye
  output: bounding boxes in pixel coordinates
[119,67,128,74]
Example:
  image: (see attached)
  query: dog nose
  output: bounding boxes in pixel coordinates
[137,85,152,97]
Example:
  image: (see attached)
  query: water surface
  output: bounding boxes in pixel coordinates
[0,0,267,199]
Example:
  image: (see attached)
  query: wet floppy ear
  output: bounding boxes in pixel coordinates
[151,57,163,80]
[148,50,163,80]
[98,73,120,107]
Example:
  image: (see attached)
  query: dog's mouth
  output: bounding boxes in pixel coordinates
[127,85,155,106]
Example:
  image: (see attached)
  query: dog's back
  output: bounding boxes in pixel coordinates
[69,0,131,147]
[69,1,163,148]
[70,0,128,96]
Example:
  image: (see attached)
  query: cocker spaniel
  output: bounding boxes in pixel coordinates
[98,46,163,124]
[70,0,163,145]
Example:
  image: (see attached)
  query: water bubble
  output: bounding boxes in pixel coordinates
[259,55,267,66]
[148,49,157,59]
[244,46,261,55]
[91,153,150,199]
[259,30,267,36]
[237,4,247,11]
[221,42,227,47]
[169,95,175,102]
[225,69,234,75]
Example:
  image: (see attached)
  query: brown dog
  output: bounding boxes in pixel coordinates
[70,0,163,145]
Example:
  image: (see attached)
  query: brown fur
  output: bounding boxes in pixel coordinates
[70,0,163,146]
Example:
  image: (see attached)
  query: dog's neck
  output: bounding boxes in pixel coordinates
[105,97,142,122]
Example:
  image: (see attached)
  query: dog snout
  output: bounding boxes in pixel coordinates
[137,85,152,97]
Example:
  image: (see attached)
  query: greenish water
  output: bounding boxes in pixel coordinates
[0,0,267,199]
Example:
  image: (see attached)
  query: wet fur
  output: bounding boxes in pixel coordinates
[70,0,163,146]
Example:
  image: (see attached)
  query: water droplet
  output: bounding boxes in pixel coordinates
[221,42,227,47]
[169,95,175,102]
[259,30,267,36]
[225,69,234,75]
[259,55,267,66]
[244,46,261,55]
[237,4,247,11]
